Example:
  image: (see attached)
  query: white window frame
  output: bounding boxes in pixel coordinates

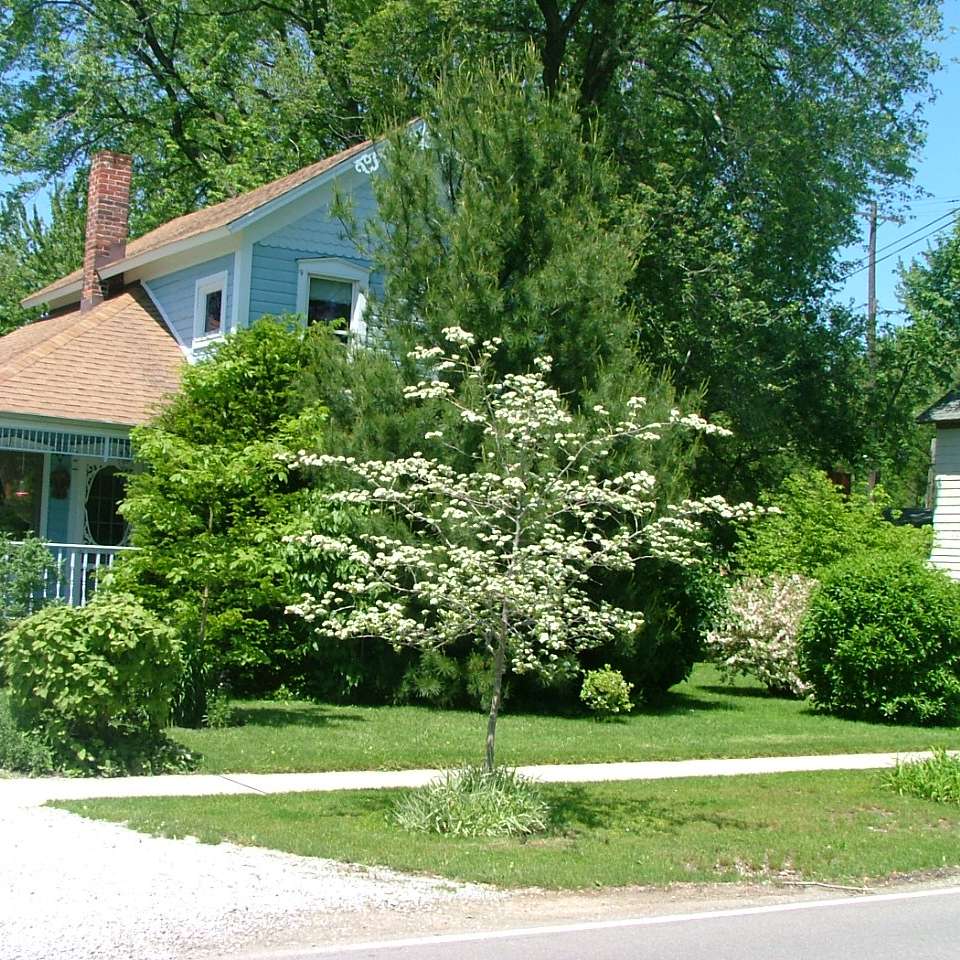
[296,257,370,344]
[193,270,229,346]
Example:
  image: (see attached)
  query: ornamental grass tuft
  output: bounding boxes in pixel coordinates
[391,765,550,838]
[883,749,960,806]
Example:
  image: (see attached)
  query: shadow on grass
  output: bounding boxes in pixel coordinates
[230,705,367,728]
[632,689,742,716]
[695,684,789,701]
[545,784,757,833]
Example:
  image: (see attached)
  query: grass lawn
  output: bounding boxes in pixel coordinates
[172,664,960,774]
[57,770,960,889]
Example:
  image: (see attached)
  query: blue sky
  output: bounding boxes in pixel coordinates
[835,7,960,321]
[2,6,957,324]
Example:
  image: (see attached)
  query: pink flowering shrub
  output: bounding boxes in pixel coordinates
[706,574,817,697]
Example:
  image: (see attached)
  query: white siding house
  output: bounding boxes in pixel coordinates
[918,391,960,579]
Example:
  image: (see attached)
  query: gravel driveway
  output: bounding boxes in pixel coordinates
[0,803,496,960]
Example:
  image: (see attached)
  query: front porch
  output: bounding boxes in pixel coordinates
[14,541,135,606]
[1,418,135,606]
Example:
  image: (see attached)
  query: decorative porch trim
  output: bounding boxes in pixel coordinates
[0,424,133,461]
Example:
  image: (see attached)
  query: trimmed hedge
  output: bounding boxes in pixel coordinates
[799,551,960,725]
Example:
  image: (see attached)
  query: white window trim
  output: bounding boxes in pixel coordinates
[296,257,370,343]
[193,270,229,343]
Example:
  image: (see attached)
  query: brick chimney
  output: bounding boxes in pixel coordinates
[81,151,132,311]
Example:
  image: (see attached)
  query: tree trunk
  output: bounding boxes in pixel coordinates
[484,637,507,773]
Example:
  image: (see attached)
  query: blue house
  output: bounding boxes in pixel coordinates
[0,139,385,602]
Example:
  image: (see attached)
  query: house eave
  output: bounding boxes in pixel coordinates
[0,413,134,460]
[226,143,380,235]
[20,140,379,312]
[21,281,83,311]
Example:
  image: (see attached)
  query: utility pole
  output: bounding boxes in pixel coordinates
[866,200,878,379]
[866,200,879,491]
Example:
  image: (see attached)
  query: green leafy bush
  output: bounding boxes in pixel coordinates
[3,593,188,773]
[799,552,960,725]
[580,665,634,719]
[114,318,360,723]
[392,766,549,837]
[585,562,727,703]
[203,687,241,729]
[883,748,960,805]
[0,692,54,774]
[735,470,930,577]
[1,534,61,633]
[706,574,816,697]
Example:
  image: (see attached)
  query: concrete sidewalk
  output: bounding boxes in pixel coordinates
[1,751,949,808]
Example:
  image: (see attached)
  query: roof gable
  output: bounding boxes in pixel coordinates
[917,389,960,425]
[23,139,377,308]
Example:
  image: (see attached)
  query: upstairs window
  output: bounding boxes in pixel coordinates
[193,271,228,342]
[308,277,354,341]
[297,258,369,345]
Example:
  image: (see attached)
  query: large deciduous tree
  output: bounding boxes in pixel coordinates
[0,0,943,491]
[863,222,960,502]
[0,183,85,333]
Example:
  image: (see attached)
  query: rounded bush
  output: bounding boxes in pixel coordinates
[580,665,633,719]
[3,593,185,772]
[798,552,960,725]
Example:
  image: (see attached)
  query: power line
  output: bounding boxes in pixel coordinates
[842,206,959,272]
[874,207,960,257]
[838,208,959,281]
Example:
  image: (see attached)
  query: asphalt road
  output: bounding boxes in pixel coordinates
[266,887,960,960]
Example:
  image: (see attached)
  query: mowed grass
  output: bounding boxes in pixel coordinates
[57,770,960,889]
[172,664,960,774]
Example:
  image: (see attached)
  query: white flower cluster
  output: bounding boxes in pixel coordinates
[705,574,817,697]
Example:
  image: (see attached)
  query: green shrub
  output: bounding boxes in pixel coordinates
[203,687,241,729]
[883,748,960,805]
[392,766,549,837]
[586,562,726,703]
[580,665,634,719]
[113,319,359,723]
[397,650,465,708]
[706,574,816,697]
[3,593,189,773]
[799,552,960,725]
[735,470,930,577]
[0,534,61,634]
[0,692,54,774]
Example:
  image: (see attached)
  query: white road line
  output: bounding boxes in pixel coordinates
[268,886,960,956]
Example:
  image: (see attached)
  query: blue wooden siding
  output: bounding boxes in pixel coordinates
[249,170,380,323]
[146,253,235,346]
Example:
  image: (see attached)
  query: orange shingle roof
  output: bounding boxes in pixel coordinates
[27,139,373,305]
[0,285,183,427]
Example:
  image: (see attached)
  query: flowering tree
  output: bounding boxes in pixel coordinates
[286,328,758,770]
[706,574,816,698]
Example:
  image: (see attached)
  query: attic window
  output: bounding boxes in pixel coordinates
[308,277,353,339]
[194,271,228,340]
[296,258,369,344]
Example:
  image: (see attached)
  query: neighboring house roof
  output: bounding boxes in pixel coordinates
[24,138,374,308]
[0,284,183,427]
[917,389,960,425]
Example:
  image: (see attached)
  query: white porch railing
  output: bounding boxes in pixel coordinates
[37,543,136,607]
